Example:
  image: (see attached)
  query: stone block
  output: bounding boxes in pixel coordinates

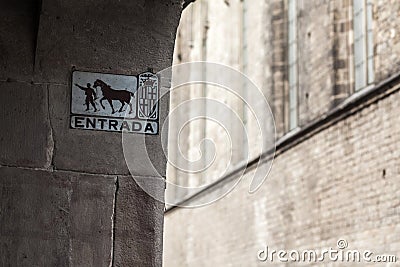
[0,81,52,168]
[0,166,116,266]
[113,175,165,267]
[34,0,182,84]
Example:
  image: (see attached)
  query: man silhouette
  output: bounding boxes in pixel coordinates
[75,83,98,111]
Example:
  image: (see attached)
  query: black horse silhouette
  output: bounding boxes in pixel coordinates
[93,79,134,114]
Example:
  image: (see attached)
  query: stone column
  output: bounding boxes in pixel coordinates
[0,0,182,266]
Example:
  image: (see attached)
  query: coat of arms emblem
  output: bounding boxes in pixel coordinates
[137,72,159,120]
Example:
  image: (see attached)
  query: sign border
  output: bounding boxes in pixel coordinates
[69,70,160,135]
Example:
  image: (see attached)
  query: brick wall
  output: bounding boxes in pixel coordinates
[165,0,400,266]
[164,80,400,266]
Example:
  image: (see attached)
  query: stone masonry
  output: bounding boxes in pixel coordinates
[0,0,182,266]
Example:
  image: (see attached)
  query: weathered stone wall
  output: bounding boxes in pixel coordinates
[169,0,246,195]
[266,0,353,135]
[168,0,275,199]
[164,78,400,266]
[0,0,182,266]
[297,0,337,124]
[373,0,400,81]
[269,0,288,136]
[165,0,400,266]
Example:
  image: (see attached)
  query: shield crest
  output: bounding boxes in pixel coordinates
[137,72,159,120]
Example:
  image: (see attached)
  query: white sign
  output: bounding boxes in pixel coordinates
[70,71,159,135]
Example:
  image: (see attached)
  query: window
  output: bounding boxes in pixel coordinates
[353,0,374,91]
[288,0,298,130]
